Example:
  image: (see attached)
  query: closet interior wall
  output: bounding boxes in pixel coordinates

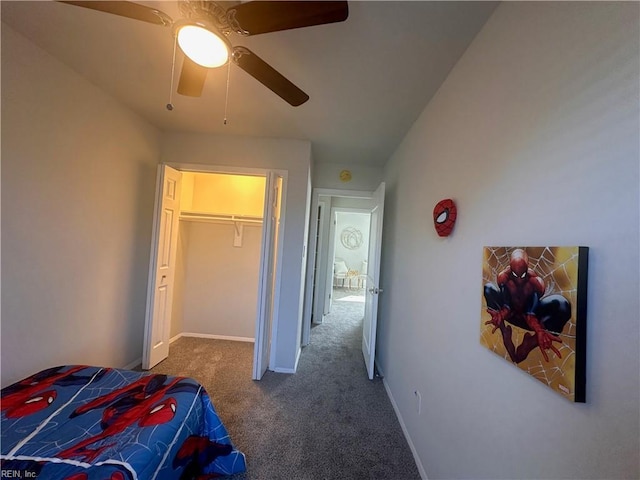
[171,172,266,342]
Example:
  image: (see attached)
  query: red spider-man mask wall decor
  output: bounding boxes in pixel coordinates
[433,199,457,237]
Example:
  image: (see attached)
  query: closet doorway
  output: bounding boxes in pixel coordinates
[143,164,285,380]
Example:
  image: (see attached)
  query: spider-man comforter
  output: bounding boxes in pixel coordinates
[0,365,246,479]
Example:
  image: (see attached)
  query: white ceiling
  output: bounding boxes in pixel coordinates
[1,1,498,166]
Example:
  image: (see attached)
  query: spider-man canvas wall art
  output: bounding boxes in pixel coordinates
[480,246,588,402]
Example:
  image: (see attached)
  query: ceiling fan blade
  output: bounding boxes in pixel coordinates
[177,57,208,97]
[233,47,309,107]
[59,1,172,26]
[227,1,348,36]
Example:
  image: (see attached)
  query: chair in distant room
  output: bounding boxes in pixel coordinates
[333,259,350,288]
[357,260,368,290]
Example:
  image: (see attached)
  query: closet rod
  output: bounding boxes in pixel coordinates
[179,212,263,224]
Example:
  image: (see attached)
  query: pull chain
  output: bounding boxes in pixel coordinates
[223,59,231,125]
[166,35,178,111]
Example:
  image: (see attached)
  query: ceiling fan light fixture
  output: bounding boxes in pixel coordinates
[176,22,230,68]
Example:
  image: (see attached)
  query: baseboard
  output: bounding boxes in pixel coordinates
[269,348,301,374]
[271,366,297,374]
[173,332,255,343]
[122,357,142,371]
[382,377,429,480]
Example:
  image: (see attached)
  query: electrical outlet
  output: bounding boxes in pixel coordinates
[414,390,422,415]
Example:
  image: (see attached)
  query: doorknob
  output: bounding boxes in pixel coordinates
[368,287,383,295]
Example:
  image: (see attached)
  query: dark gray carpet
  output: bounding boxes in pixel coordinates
[150,288,420,479]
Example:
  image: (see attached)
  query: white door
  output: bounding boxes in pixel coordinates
[253,173,283,380]
[362,182,385,380]
[142,165,182,369]
[306,201,326,340]
[325,210,338,314]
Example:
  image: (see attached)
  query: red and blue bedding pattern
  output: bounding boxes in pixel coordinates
[1,365,246,479]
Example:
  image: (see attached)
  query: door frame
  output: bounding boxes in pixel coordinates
[143,162,287,379]
[303,200,326,327]
[301,187,378,347]
[253,172,286,379]
[325,207,372,316]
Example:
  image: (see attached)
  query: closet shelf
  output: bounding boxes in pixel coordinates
[179,212,263,225]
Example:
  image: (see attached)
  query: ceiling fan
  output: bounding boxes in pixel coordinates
[59,1,349,106]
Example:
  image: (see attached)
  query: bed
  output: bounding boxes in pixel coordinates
[0,365,246,479]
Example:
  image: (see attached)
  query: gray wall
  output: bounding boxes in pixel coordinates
[180,222,261,339]
[313,162,383,191]
[1,25,160,385]
[378,3,639,479]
